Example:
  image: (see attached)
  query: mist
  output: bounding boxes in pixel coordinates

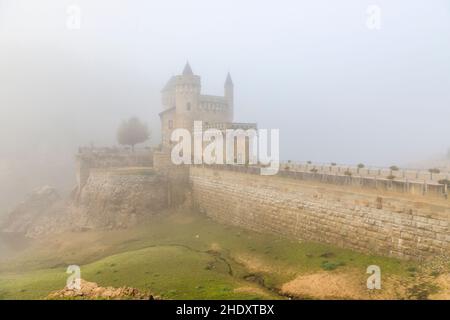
[1,0,449,214]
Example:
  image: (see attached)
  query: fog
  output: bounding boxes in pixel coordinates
[0,0,449,213]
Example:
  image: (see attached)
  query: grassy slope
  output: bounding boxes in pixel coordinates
[0,212,421,300]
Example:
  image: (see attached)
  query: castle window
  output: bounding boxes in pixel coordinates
[187,102,191,111]
[168,120,173,129]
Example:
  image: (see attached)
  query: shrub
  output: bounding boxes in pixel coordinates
[310,168,318,173]
[357,163,365,169]
[390,165,399,171]
[387,174,396,180]
[407,266,417,273]
[321,261,345,271]
[438,179,450,187]
[344,170,352,176]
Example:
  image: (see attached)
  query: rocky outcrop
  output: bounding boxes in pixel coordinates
[1,168,172,237]
[47,279,157,300]
[1,186,71,238]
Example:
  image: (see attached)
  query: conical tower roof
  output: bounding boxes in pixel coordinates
[225,72,233,86]
[182,62,193,75]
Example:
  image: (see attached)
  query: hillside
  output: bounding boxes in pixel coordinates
[1,211,448,300]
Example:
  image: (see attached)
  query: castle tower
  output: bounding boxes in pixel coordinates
[175,62,201,130]
[161,76,176,110]
[224,72,234,122]
[159,63,255,152]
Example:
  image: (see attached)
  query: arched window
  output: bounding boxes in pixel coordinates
[187,102,191,111]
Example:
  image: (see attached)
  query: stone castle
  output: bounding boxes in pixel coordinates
[2,64,448,259]
[159,62,256,151]
[68,64,450,261]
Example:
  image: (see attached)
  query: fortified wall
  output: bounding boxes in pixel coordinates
[76,147,154,192]
[73,148,188,229]
[74,147,449,260]
[190,165,450,260]
[75,168,168,229]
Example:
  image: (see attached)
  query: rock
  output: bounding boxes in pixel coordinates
[1,186,71,238]
[47,279,157,300]
[0,169,172,237]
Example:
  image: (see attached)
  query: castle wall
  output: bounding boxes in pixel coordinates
[198,95,231,123]
[283,162,450,185]
[76,148,153,192]
[76,168,168,229]
[190,166,450,260]
[74,159,189,230]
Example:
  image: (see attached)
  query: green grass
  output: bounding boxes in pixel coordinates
[0,269,67,300]
[80,246,266,300]
[0,212,420,300]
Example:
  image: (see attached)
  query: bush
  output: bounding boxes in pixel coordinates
[357,163,365,169]
[438,179,450,187]
[390,165,399,171]
[407,266,417,273]
[387,174,396,180]
[321,261,345,271]
[310,168,318,173]
[344,170,352,176]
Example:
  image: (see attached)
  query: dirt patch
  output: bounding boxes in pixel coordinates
[281,271,409,300]
[234,253,296,276]
[427,274,450,300]
[281,272,365,299]
[234,254,273,273]
[209,242,222,252]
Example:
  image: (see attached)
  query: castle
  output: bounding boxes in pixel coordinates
[159,62,256,151]
[73,65,449,261]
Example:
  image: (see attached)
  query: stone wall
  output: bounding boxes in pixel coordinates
[153,151,173,171]
[283,161,450,184]
[190,166,450,260]
[76,168,168,229]
[76,147,154,191]
[201,164,447,199]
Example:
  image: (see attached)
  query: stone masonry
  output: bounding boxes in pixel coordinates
[190,166,450,260]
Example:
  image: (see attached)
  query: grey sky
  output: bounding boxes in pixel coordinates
[0,0,449,210]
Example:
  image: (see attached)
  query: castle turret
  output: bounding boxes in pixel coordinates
[161,76,176,109]
[225,72,234,122]
[159,64,257,156]
[175,62,201,130]
[182,62,193,76]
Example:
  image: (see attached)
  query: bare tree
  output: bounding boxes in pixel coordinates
[117,117,150,151]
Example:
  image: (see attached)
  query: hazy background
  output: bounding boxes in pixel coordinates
[0,0,449,214]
